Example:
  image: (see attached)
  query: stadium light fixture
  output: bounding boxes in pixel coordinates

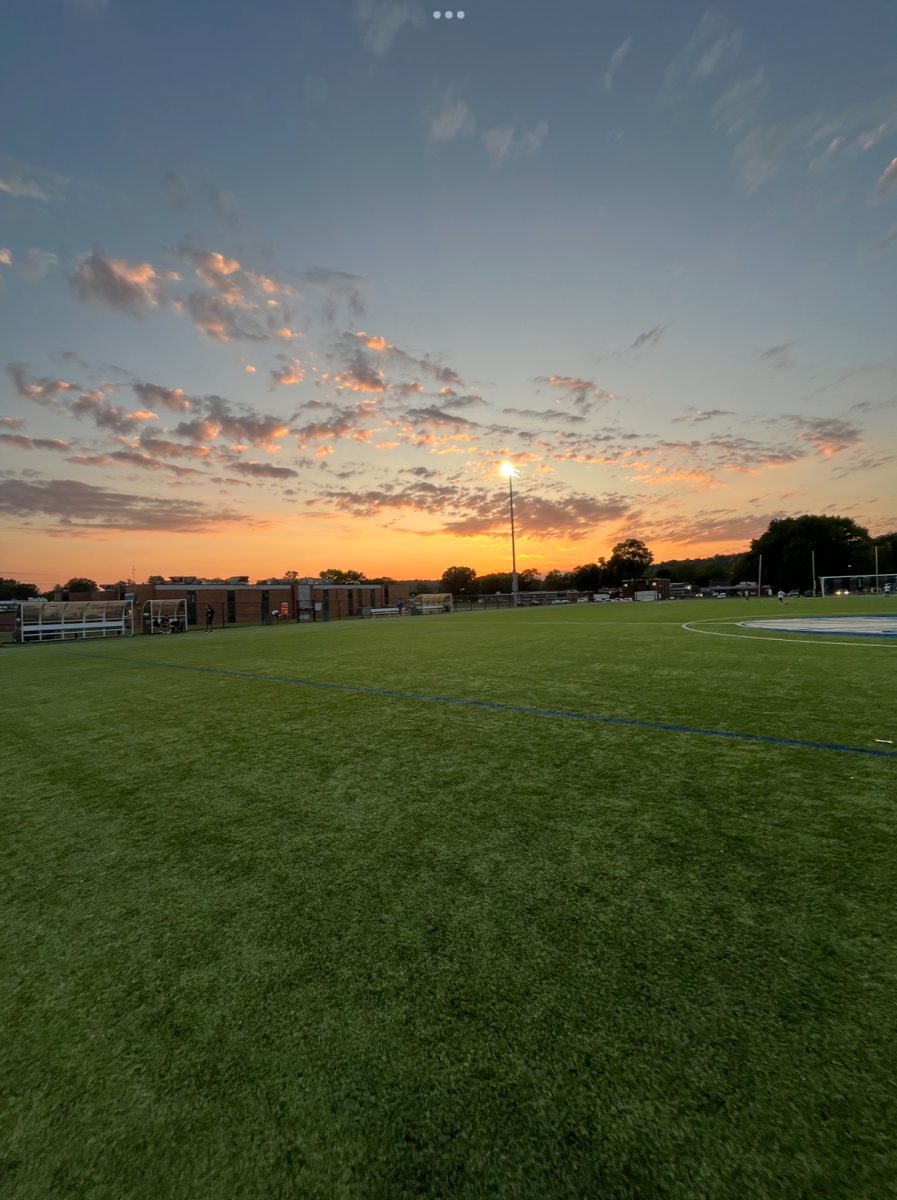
[499,462,519,602]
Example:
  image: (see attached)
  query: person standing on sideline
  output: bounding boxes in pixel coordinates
[777,589,785,606]
[397,599,405,615]
[205,604,215,632]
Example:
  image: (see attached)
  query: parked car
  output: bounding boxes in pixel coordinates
[786,590,800,598]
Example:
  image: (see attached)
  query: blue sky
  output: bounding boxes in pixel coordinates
[1,0,895,585]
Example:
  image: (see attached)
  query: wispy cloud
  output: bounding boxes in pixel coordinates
[604,37,632,91]
[206,185,239,228]
[0,477,242,532]
[231,461,298,480]
[0,154,70,204]
[16,249,58,281]
[665,12,743,94]
[759,342,796,369]
[0,174,48,201]
[482,121,549,165]
[301,266,366,319]
[355,0,424,56]
[872,157,897,201]
[785,415,862,457]
[162,172,191,212]
[710,69,767,136]
[672,408,735,424]
[131,382,191,412]
[535,375,615,413]
[429,95,476,142]
[808,137,844,173]
[630,325,664,350]
[0,433,72,453]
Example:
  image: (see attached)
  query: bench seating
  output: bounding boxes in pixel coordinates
[370,607,403,617]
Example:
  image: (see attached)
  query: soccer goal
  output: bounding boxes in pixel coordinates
[410,593,453,615]
[819,574,896,597]
[141,598,188,633]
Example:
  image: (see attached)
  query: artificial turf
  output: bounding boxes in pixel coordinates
[2,598,895,1198]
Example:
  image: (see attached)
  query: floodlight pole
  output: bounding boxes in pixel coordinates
[875,543,879,592]
[508,471,518,603]
[811,547,816,597]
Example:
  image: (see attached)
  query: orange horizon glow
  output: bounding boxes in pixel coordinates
[2,523,766,588]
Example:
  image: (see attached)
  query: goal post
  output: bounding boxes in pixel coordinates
[819,574,896,596]
[410,593,453,615]
[141,598,188,633]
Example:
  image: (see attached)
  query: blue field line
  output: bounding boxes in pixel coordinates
[70,650,897,760]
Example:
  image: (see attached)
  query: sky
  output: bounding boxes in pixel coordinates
[1,0,896,588]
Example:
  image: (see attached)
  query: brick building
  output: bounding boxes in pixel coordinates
[80,578,413,630]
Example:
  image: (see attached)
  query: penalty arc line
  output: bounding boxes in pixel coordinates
[681,619,897,648]
[66,650,897,761]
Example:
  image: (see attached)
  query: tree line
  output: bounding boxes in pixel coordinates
[435,517,896,594]
[2,516,894,603]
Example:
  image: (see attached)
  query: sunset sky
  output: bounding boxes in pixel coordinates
[2,0,896,588]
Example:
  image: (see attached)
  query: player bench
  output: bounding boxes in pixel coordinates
[16,609,130,642]
[370,607,403,617]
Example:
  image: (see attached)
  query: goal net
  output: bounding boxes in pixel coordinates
[410,593,453,615]
[141,598,188,633]
[819,574,896,596]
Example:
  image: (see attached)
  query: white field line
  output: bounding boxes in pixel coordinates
[681,618,896,648]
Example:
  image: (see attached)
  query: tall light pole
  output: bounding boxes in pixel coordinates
[499,462,519,603]
[811,547,816,597]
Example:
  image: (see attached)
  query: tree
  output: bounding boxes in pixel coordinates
[318,568,367,584]
[518,568,542,591]
[543,569,575,591]
[62,577,98,593]
[440,566,477,594]
[606,539,653,585]
[572,561,606,591]
[653,554,740,586]
[873,532,897,575]
[477,571,513,593]
[731,515,873,592]
[147,575,166,584]
[283,569,300,581]
[0,578,40,600]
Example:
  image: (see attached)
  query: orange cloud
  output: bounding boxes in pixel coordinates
[70,250,169,314]
[271,359,304,387]
[187,250,241,286]
[356,332,389,351]
[246,271,294,297]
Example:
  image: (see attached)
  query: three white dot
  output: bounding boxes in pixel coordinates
[433,11,465,18]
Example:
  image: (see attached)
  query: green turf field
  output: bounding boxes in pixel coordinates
[2,598,896,1198]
